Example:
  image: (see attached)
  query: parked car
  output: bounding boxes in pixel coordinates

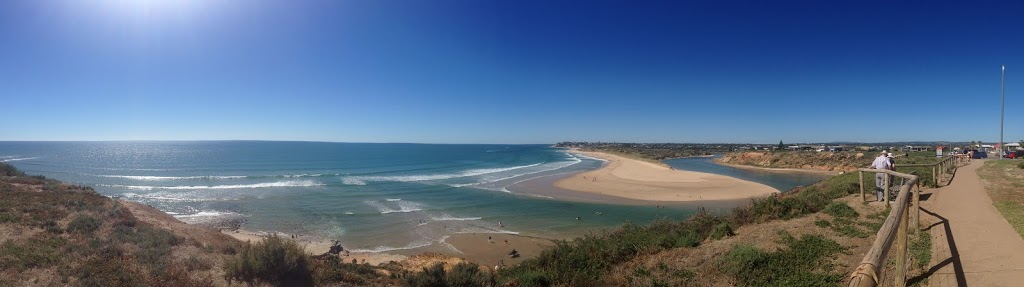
[970,149,988,159]
[1007,150,1024,159]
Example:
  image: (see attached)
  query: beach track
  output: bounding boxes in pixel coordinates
[917,160,1024,286]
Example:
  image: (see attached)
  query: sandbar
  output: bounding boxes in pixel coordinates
[554,150,779,201]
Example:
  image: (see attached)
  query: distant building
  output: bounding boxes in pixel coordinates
[901,146,932,152]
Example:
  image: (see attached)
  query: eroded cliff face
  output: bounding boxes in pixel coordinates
[717,151,871,172]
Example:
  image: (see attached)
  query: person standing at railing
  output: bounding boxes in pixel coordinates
[870,151,893,202]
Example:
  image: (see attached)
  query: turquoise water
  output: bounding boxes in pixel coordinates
[0,142,825,254]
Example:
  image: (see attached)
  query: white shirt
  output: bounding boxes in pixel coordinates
[871,155,891,170]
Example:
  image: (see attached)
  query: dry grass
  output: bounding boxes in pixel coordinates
[977,160,1024,239]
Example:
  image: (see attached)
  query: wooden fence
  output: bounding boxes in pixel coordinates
[850,155,965,287]
[850,169,920,287]
[893,155,964,186]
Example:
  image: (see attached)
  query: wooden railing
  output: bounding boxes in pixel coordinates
[893,155,964,186]
[850,169,920,287]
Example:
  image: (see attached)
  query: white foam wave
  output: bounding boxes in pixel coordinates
[1,157,38,162]
[343,178,367,185]
[456,227,520,235]
[174,211,239,218]
[364,200,426,214]
[430,214,482,221]
[363,200,397,214]
[120,192,206,202]
[349,240,432,253]
[96,175,248,181]
[282,174,327,178]
[395,201,425,213]
[343,163,542,184]
[99,180,321,190]
[455,154,583,190]
[572,153,609,162]
[385,198,402,202]
[172,210,245,224]
[439,236,463,254]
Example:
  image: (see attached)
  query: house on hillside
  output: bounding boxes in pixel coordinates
[901,146,932,152]
[788,145,818,151]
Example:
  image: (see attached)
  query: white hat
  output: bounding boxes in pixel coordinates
[887,153,893,158]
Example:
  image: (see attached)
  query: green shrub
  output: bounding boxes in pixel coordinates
[225,235,312,286]
[719,232,845,287]
[183,255,213,271]
[0,235,65,270]
[0,162,25,177]
[446,262,493,287]
[832,224,868,238]
[710,222,735,239]
[68,215,101,234]
[405,262,493,287]
[910,231,932,270]
[1018,161,1024,169]
[405,262,447,287]
[501,269,551,287]
[312,255,381,285]
[814,220,831,228]
[823,202,859,218]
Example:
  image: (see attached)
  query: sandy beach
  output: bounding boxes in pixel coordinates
[554,150,780,202]
[222,228,555,269]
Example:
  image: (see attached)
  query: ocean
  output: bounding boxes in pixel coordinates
[0,141,827,254]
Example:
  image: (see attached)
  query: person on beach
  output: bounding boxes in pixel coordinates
[870,151,893,201]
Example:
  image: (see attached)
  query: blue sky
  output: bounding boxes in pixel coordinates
[1,0,1022,144]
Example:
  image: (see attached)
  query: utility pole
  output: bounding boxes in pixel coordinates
[1000,65,1006,159]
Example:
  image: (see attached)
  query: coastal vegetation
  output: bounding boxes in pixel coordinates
[0,162,228,286]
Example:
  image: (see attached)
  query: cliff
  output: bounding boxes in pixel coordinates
[716,151,873,172]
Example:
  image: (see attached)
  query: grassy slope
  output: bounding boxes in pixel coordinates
[977,160,1024,239]
[0,164,239,286]
[0,163,411,287]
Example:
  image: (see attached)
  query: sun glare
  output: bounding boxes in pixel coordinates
[63,0,217,25]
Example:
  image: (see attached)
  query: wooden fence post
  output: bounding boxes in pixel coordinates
[884,174,890,207]
[913,182,921,231]
[859,171,865,201]
[895,205,909,287]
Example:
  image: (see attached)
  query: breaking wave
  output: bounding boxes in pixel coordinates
[96,175,248,181]
[348,239,433,253]
[94,174,334,181]
[1,157,38,162]
[430,214,482,221]
[342,163,542,184]
[98,180,322,190]
[364,199,426,214]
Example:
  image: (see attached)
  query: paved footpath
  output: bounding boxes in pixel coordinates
[921,160,1024,286]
